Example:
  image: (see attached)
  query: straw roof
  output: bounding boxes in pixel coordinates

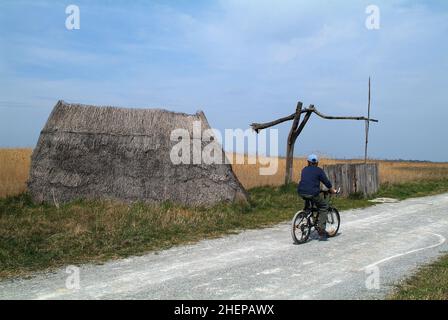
[28,100,247,206]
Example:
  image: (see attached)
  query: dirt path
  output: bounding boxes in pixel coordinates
[1,193,448,300]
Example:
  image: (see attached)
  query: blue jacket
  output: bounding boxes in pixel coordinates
[297,165,332,196]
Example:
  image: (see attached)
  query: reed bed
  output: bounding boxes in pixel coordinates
[0,149,32,198]
[229,153,448,189]
[1,149,448,198]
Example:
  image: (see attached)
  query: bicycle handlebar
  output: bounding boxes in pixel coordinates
[320,187,341,195]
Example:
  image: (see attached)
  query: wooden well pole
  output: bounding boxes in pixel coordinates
[364,77,371,164]
[251,101,378,185]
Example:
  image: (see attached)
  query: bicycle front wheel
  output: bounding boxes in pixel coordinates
[291,211,311,244]
[325,208,340,237]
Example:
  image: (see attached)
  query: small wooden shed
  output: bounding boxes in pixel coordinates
[323,163,380,197]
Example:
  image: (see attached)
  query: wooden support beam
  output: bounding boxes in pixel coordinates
[311,108,378,122]
[251,106,378,133]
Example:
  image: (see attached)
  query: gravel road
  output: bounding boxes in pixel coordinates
[1,193,448,300]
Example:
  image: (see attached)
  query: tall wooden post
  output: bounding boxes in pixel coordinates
[364,77,371,164]
[285,102,302,185]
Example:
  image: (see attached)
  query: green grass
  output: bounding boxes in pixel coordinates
[1,179,448,280]
[389,253,448,300]
[375,179,448,200]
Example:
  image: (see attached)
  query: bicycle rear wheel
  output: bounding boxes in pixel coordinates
[325,208,340,237]
[291,211,311,244]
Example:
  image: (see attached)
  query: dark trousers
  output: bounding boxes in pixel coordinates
[299,193,329,233]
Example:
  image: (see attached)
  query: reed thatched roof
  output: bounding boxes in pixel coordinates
[28,100,247,206]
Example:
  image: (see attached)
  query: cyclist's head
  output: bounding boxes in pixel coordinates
[307,154,319,166]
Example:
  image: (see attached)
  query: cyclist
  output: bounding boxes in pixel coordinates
[297,154,337,241]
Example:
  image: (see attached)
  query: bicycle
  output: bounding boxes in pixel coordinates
[291,188,341,244]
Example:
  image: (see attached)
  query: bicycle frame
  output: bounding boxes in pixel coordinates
[302,191,336,226]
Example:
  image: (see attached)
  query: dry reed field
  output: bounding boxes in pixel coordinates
[1,148,448,198]
[0,149,32,198]
[229,154,448,189]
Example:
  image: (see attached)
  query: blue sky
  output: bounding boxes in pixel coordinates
[1,0,447,161]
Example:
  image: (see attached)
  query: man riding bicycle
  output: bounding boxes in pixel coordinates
[297,154,337,241]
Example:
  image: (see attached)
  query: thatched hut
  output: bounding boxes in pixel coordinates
[28,100,248,206]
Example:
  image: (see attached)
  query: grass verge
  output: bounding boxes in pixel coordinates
[375,179,448,200]
[1,179,448,279]
[389,253,448,300]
